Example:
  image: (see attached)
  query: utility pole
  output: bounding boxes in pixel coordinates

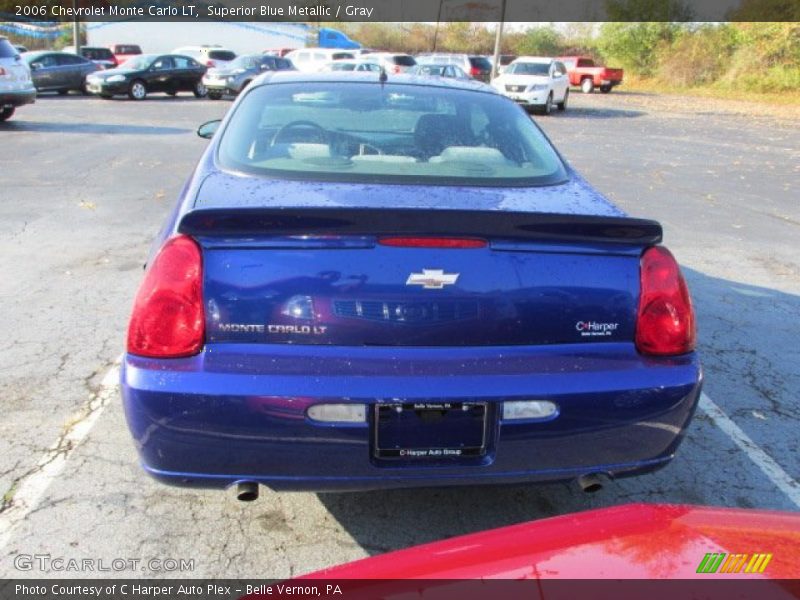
[72,0,80,53]
[432,0,444,51]
[490,0,507,81]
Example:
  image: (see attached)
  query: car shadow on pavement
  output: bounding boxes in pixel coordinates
[0,120,191,135]
[316,268,800,556]
[545,106,646,119]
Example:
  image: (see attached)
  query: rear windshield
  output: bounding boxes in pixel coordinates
[83,48,114,60]
[507,62,550,75]
[392,55,416,66]
[208,50,236,61]
[468,56,492,70]
[0,39,18,58]
[331,52,354,60]
[217,82,567,187]
[116,45,141,55]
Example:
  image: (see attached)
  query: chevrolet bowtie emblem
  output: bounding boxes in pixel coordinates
[406,269,460,289]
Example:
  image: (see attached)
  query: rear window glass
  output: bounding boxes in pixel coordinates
[0,39,18,58]
[83,48,114,60]
[217,82,567,187]
[116,45,141,55]
[208,50,236,61]
[332,52,354,60]
[392,55,416,66]
[468,56,492,70]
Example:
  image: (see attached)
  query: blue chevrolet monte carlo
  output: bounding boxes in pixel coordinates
[121,72,701,499]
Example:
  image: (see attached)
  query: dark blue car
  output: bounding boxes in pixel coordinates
[121,72,701,498]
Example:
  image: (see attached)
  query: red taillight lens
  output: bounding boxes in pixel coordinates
[206,60,215,67]
[0,67,6,76]
[470,67,480,77]
[379,237,487,248]
[127,235,204,358]
[636,246,696,356]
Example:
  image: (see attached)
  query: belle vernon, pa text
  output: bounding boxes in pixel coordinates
[16,583,343,597]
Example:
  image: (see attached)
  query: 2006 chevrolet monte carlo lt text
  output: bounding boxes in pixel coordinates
[120,72,701,495]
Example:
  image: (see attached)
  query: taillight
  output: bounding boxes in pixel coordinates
[393,65,401,73]
[206,60,215,67]
[0,67,6,76]
[470,67,480,77]
[635,246,696,356]
[127,235,204,358]
[379,236,487,248]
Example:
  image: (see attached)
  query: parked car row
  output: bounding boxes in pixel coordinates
[1,35,624,118]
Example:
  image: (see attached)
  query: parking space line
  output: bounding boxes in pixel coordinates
[0,357,121,551]
[700,392,800,508]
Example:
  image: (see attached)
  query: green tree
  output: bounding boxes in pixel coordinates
[513,26,563,56]
[598,22,683,76]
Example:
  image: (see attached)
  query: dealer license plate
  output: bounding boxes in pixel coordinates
[374,402,487,460]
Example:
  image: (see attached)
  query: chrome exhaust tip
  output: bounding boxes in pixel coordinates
[236,481,259,502]
[576,473,606,493]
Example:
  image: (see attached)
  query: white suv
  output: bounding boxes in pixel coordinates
[0,37,36,122]
[491,57,570,115]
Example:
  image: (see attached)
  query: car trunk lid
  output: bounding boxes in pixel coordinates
[180,196,658,347]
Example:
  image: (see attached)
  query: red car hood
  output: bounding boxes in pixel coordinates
[304,504,800,579]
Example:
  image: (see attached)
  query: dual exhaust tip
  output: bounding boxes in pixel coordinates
[234,474,606,502]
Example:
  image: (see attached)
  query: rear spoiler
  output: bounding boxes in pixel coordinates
[178,208,662,245]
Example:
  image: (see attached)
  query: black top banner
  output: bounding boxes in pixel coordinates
[2,0,798,22]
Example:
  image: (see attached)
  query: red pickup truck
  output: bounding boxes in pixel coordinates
[557,56,624,93]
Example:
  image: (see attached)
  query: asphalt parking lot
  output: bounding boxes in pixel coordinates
[1,90,798,579]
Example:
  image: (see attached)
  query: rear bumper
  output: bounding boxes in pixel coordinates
[121,343,701,492]
[0,88,36,108]
[201,76,228,91]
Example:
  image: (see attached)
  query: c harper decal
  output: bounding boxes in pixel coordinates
[576,320,619,337]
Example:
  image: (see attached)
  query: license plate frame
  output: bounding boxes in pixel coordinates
[373,401,488,460]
